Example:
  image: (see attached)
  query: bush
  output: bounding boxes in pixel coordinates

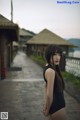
[31,55,46,65]
[62,71,80,90]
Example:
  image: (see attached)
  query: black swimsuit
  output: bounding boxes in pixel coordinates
[43,64,65,115]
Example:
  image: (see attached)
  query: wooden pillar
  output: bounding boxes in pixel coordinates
[0,55,1,80]
[0,36,7,80]
[11,41,13,63]
[7,45,10,67]
[0,40,5,79]
[7,41,13,68]
[60,54,66,71]
[9,41,13,66]
[0,41,1,79]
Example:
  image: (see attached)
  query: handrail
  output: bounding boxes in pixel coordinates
[65,56,80,77]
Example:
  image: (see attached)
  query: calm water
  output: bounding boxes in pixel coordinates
[73,51,80,58]
[69,51,80,58]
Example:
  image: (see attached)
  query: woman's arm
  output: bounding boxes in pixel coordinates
[43,68,55,116]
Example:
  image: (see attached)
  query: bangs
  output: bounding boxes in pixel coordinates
[52,45,62,56]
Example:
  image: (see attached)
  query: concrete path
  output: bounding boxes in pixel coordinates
[0,51,80,120]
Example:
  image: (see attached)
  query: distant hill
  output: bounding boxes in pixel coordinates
[67,38,80,51]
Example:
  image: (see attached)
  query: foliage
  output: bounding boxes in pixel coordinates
[30,55,46,66]
[62,71,80,90]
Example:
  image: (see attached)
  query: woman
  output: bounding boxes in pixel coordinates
[43,45,67,120]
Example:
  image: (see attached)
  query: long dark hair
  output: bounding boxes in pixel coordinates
[45,45,64,92]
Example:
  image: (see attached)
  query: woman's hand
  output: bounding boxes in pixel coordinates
[43,108,49,116]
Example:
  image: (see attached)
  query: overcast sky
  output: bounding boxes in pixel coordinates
[0,0,80,39]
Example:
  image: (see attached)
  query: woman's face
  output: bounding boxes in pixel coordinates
[51,53,61,65]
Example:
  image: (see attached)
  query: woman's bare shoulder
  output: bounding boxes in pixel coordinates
[45,68,55,80]
[45,68,55,74]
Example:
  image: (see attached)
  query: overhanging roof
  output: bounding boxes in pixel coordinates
[19,28,34,37]
[27,28,74,47]
[0,14,19,41]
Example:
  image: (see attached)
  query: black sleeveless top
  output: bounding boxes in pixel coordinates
[43,64,65,115]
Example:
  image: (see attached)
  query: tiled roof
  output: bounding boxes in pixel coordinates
[19,28,34,36]
[13,41,19,46]
[27,28,74,46]
[0,14,18,28]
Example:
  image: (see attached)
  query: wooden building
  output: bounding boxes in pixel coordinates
[0,14,18,80]
[26,28,74,71]
[19,28,35,50]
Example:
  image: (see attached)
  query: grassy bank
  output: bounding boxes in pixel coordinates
[30,55,46,67]
[62,71,80,91]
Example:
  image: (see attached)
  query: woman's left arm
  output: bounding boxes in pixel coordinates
[43,68,55,116]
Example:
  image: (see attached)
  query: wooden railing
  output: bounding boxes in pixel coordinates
[65,56,80,77]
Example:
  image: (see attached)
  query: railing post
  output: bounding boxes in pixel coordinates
[60,54,66,71]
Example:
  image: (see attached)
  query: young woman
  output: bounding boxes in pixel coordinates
[43,45,67,120]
